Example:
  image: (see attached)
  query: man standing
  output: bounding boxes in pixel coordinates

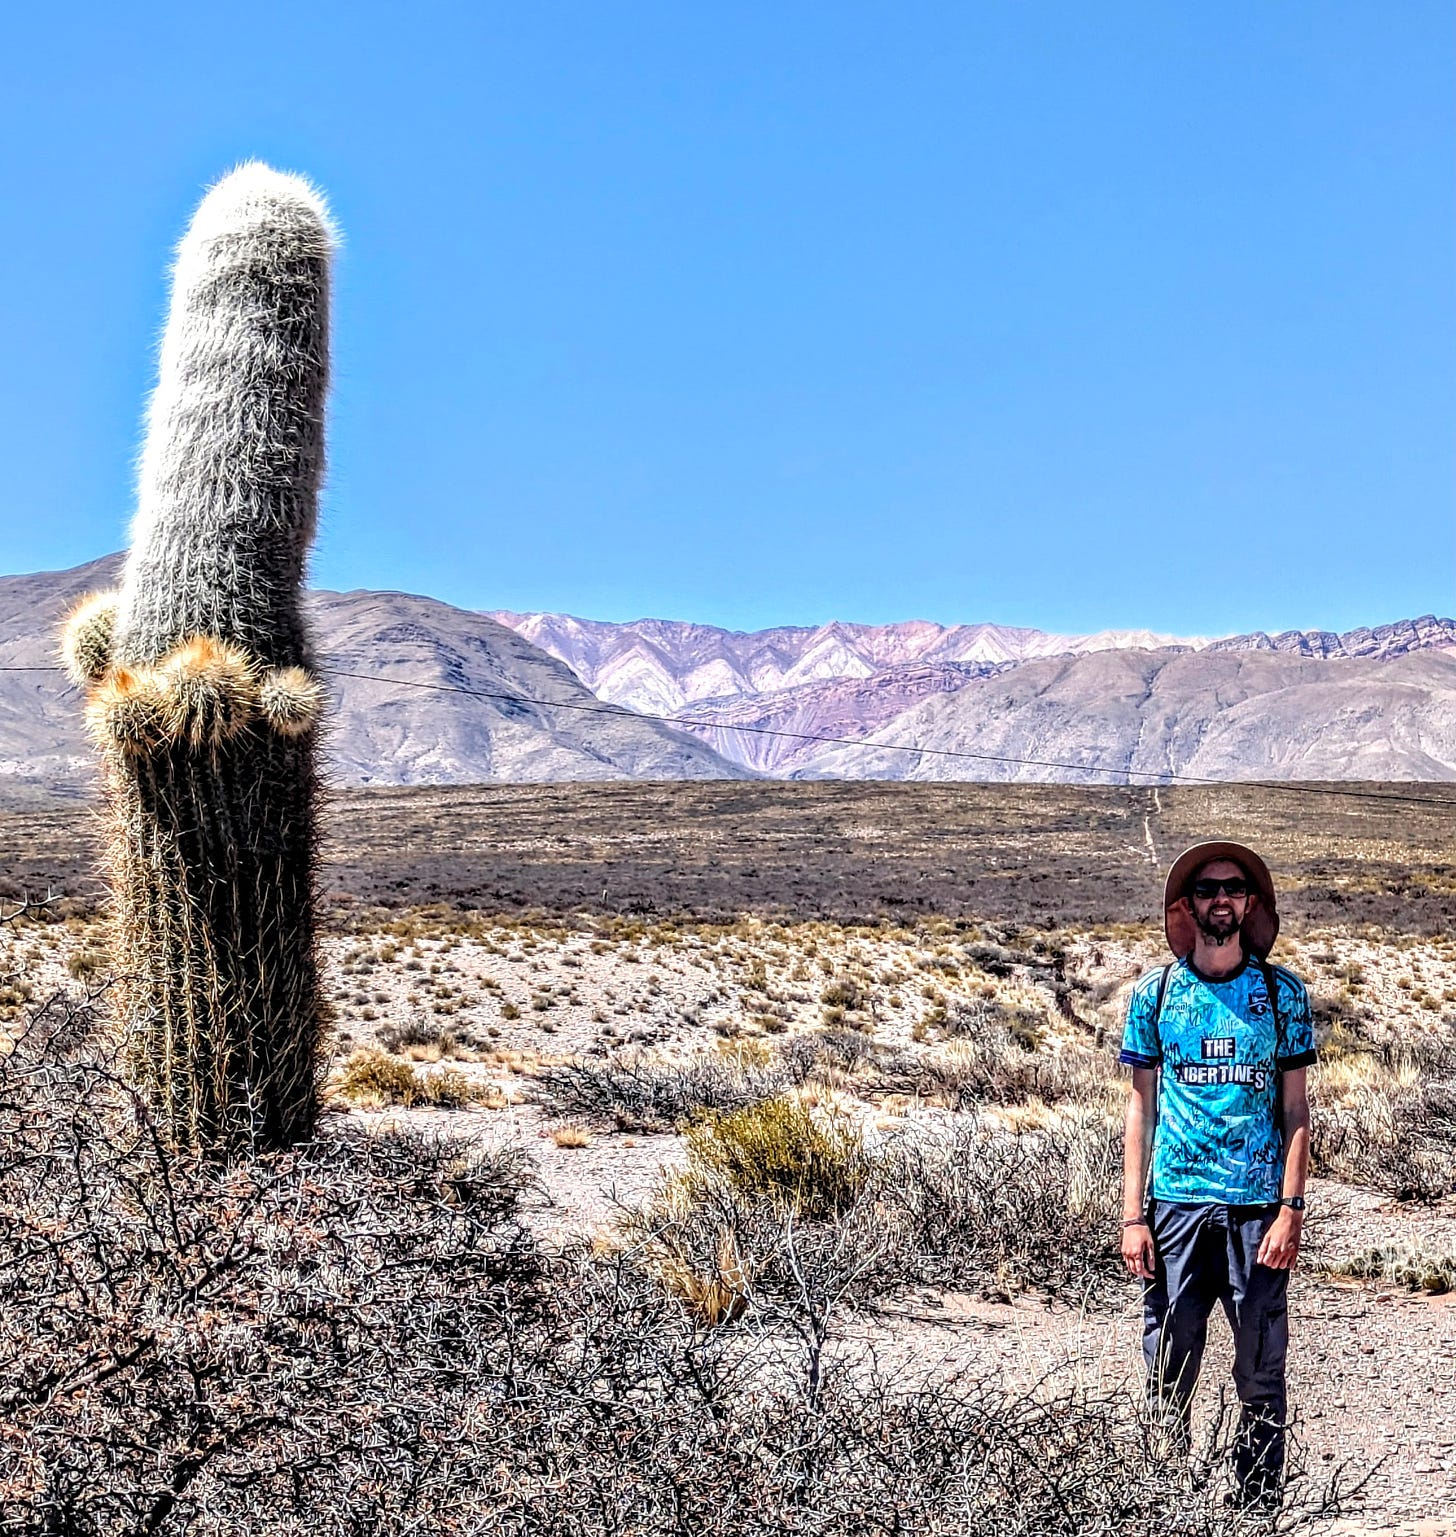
[1119,840,1316,1512]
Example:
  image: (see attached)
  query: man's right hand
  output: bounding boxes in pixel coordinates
[1122,1220,1155,1280]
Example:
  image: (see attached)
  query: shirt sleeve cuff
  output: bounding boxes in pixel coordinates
[1276,1049,1317,1070]
[1119,1049,1160,1068]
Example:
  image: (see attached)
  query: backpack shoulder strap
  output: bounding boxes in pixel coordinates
[1258,956,1288,1140]
[1153,962,1174,1030]
[1256,957,1283,1039]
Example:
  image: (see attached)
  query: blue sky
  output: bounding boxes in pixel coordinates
[1,3,1451,636]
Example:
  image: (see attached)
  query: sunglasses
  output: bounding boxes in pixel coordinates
[1190,877,1249,901]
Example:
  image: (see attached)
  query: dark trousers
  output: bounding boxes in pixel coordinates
[1142,1200,1290,1502]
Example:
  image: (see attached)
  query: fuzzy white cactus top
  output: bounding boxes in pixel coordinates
[118,163,337,672]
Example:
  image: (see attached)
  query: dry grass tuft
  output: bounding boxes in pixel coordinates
[1313,1041,1456,1202]
[649,1231,750,1326]
[379,1014,482,1061]
[334,1048,475,1109]
[65,948,107,981]
[1323,1242,1456,1295]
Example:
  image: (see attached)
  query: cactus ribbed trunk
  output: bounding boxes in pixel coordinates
[105,737,321,1149]
[64,164,335,1152]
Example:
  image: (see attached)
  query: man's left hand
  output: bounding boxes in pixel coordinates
[1256,1208,1303,1270]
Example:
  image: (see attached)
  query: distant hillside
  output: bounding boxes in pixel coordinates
[672,660,1019,774]
[312,588,744,784]
[796,647,1456,783]
[494,607,1456,779]
[0,555,124,795]
[1206,616,1456,660]
[0,558,745,795]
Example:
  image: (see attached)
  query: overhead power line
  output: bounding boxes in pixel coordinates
[7,660,1456,812]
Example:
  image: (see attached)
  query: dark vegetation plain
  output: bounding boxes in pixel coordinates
[8,778,1456,932]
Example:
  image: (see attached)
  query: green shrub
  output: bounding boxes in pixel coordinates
[685,1097,868,1219]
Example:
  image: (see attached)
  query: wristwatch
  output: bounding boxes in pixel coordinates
[1278,1196,1306,1212]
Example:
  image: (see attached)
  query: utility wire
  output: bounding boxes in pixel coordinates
[8,660,1456,812]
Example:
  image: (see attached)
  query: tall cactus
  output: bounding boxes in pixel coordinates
[61,164,335,1152]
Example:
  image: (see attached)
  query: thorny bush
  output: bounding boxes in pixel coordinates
[0,957,546,1534]
[630,1111,1125,1313]
[1312,1037,1456,1202]
[534,1046,788,1131]
[538,1027,1111,1138]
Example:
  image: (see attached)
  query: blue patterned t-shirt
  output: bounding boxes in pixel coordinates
[1119,954,1316,1205]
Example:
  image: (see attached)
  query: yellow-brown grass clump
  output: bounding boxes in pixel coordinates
[651,1231,750,1326]
[335,1048,474,1110]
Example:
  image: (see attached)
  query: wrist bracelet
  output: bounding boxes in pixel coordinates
[1121,1217,1149,1229]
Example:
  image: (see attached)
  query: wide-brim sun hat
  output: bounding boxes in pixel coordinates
[1163,840,1279,960]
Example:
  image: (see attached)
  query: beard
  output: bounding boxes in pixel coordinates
[1195,906,1243,947]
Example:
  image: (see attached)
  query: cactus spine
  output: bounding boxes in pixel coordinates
[62,164,335,1152]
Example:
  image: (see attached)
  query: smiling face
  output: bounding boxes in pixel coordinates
[1189,857,1255,947]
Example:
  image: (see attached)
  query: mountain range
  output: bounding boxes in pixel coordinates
[486,610,1201,715]
[489,609,1456,777]
[796,646,1456,783]
[3,555,1455,794]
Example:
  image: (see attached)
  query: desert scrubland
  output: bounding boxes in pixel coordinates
[3,780,1455,1534]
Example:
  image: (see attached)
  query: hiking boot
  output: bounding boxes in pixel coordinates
[1224,1486,1280,1524]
